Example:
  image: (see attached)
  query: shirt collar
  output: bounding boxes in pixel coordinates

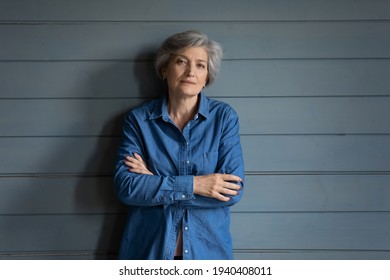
[197,93,210,119]
[149,92,209,121]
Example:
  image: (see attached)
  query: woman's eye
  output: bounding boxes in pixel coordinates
[177,59,187,65]
[197,64,206,69]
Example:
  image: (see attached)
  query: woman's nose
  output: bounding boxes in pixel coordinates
[186,63,195,76]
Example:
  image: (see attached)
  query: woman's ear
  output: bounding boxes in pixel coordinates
[204,77,209,88]
[161,67,167,80]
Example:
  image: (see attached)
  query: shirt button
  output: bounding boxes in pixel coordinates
[184,226,189,231]
[182,194,186,199]
[186,160,190,164]
[184,250,189,254]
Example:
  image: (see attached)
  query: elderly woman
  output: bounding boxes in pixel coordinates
[114,30,244,260]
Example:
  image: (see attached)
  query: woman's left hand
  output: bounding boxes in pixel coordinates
[124,153,153,175]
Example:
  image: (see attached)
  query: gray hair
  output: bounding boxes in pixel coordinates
[155,30,223,87]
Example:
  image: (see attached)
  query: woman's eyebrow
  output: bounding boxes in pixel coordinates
[175,54,207,63]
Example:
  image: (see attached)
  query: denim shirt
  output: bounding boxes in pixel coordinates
[114,93,245,260]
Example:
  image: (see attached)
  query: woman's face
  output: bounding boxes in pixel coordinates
[163,47,208,99]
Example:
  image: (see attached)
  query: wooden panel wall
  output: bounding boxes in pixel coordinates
[0,0,389,259]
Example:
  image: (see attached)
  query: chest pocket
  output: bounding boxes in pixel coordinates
[200,151,219,175]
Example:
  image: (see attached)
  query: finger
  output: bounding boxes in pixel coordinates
[125,154,140,162]
[218,182,240,195]
[133,152,144,162]
[222,181,242,191]
[129,167,153,175]
[214,193,231,202]
[124,159,132,167]
[125,154,142,162]
[125,155,132,161]
[124,157,138,167]
[127,163,142,171]
[125,161,144,172]
[219,189,239,197]
[220,174,242,183]
[124,155,136,163]
[129,167,145,173]
[125,155,143,164]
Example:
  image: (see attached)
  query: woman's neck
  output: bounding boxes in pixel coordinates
[167,94,200,131]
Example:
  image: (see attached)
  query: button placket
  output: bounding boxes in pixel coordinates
[182,126,191,175]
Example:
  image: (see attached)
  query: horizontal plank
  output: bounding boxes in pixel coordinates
[231,97,390,135]
[0,99,132,137]
[0,137,120,174]
[234,251,390,260]
[233,175,390,212]
[1,22,390,60]
[0,212,388,252]
[0,252,115,260]
[231,212,390,250]
[1,59,390,99]
[1,0,389,21]
[0,61,163,99]
[0,174,389,215]
[0,214,125,252]
[0,135,389,174]
[1,250,388,260]
[1,97,389,137]
[242,135,390,172]
[0,177,125,215]
[218,59,390,97]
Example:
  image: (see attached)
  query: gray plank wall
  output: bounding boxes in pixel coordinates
[0,0,389,260]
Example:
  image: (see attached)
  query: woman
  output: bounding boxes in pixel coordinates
[114,30,244,260]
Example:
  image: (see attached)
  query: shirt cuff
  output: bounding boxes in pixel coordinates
[173,175,194,201]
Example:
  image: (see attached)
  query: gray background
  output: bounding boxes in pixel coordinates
[0,0,389,259]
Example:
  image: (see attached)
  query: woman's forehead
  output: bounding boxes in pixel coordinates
[174,47,208,60]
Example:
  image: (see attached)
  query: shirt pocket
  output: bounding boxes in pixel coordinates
[202,151,219,174]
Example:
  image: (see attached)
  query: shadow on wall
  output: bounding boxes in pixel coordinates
[74,47,165,259]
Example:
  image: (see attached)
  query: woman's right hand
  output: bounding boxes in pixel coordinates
[124,153,153,175]
[193,174,242,202]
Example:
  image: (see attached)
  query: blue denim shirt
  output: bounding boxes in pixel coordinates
[114,93,244,260]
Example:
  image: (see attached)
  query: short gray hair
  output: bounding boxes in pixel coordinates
[155,30,223,87]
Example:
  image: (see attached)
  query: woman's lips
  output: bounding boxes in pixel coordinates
[181,80,196,84]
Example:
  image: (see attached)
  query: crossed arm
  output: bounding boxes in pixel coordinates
[125,153,242,202]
